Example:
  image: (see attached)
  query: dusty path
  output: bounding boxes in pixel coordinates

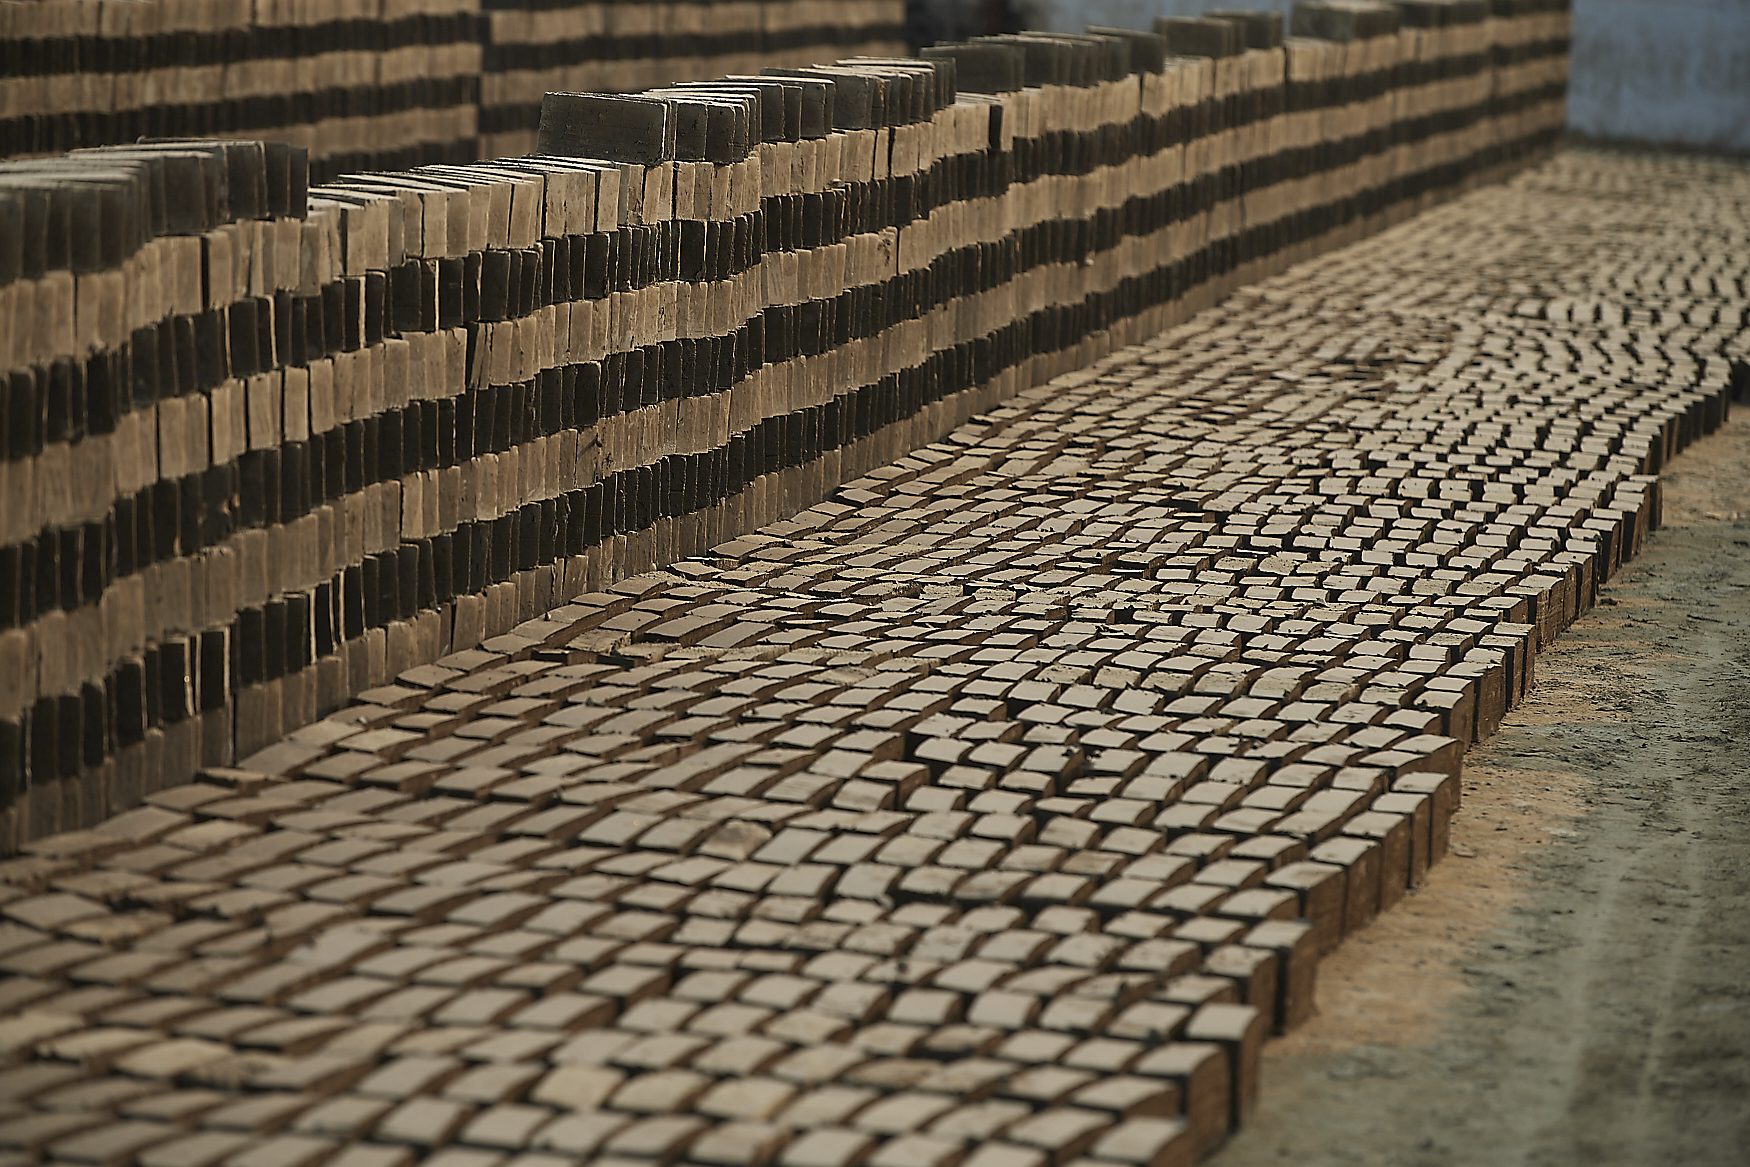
[1211,411,1750,1167]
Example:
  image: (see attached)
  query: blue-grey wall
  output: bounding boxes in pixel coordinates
[1019,0,1750,154]
[1566,0,1750,153]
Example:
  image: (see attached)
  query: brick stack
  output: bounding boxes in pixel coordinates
[0,142,1741,1167]
[0,3,1580,850]
[478,1,909,160]
[0,138,315,840]
[0,0,908,183]
[0,0,484,181]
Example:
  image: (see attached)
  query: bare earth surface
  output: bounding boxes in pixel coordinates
[1211,410,1750,1166]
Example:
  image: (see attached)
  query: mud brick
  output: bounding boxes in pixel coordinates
[1188,857,1266,891]
[246,1050,372,1096]
[777,1126,877,1167]
[851,1090,957,1136]
[1130,1043,1228,1159]
[1211,887,1300,930]
[1372,792,1432,886]
[683,1120,788,1167]
[1240,921,1318,1034]
[198,1090,318,1134]
[525,1063,622,1112]
[1447,657,1510,737]
[914,1096,1022,1149]
[1005,1107,1112,1163]
[1267,804,1350,845]
[1082,1116,1196,1167]
[375,1097,474,1147]
[1480,627,1537,706]
[1327,767,1388,804]
[767,1080,873,1130]
[696,1077,797,1123]
[966,986,1043,1028]
[1341,811,1413,910]
[1227,836,1307,871]
[432,988,530,1027]
[1183,1004,1267,1127]
[526,1108,631,1159]
[356,1055,465,1101]
[1369,733,1463,783]
[1307,836,1382,937]
[46,1118,181,1165]
[611,1068,715,1114]
[1155,16,1239,59]
[1261,862,1345,955]
[867,1133,964,1167]
[1151,804,1219,837]
[1201,945,1280,1018]
[874,983,953,1029]
[1172,916,1247,955]
[219,1133,341,1167]
[1394,770,1460,861]
[965,929,1043,965]
[454,1104,550,1151]
[1021,976,1112,1028]
[1149,882,1228,920]
[138,1132,257,1167]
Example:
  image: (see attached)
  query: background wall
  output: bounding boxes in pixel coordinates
[1021,0,1750,154]
[1565,0,1750,154]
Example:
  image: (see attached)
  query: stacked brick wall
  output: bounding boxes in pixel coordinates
[0,0,1571,848]
[0,0,907,182]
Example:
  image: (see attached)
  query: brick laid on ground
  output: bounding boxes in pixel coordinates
[1,145,1745,1167]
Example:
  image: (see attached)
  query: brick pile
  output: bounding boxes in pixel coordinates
[0,143,1741,1167]
[0,0,906,182]
[0,0,488,178]
[0,2,1576,848]
[478,1,910,161]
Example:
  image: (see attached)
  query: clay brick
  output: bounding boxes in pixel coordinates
[1087,1116,1196,1167]
[1307,836,1383,936]
[1261,861,1346,954]
[1130,1043,1228,1157]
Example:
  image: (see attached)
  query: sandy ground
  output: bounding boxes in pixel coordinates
[1208,408,1750,1166]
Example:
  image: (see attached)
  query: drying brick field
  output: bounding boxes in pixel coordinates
[0,144,1744,1167]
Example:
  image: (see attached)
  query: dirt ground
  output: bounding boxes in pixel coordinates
[1209,408,1750,1167]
